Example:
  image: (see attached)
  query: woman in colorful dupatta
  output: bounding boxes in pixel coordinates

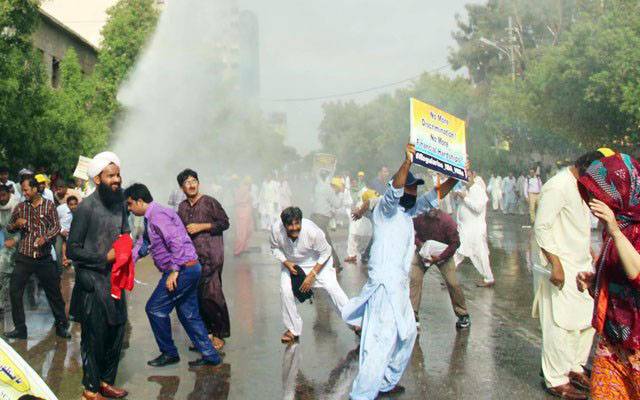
[233,177,254,256]
[576,153,640,399]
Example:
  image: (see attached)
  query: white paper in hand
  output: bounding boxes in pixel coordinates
[419,240,449,263]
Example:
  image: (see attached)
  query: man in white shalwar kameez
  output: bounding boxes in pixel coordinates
[259,177,280,230]
[531,152,602,399]
[342,144,459,399]
[487,174,499,211]
[270,207,355,343]
[502,173,518,214]
[454,171,495,287]
[516,172,527,215]
[344,187,374,264]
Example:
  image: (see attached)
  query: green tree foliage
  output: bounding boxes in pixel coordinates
[0,0,54,169]
[319,74,474,174]
[523,1,640,148]
[0,0,159,174]
[321,0,640,176]
[450,0,588,83]
[93,0,159,121]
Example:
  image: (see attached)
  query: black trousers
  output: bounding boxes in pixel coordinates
[80,295,126,392]
[10,254,68,332]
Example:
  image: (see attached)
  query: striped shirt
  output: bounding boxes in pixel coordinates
[8,198,60,259]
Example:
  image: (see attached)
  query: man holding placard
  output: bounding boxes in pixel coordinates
[409,98,468,182]
[343,143,461,399]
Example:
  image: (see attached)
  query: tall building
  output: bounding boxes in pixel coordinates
[238,10,260,98]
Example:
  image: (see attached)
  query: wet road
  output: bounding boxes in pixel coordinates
[5,212,571,399]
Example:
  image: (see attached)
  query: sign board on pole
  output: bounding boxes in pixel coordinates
[72,156,92,181]
[313,153,337,173]
[409,98,468,181]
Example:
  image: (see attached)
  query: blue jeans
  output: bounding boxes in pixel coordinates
[146,263,220,362]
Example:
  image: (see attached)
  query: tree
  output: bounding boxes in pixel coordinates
[0,0,52,169]
[93,0,159,121]
[450,0,591,83]
[319,74,477,174]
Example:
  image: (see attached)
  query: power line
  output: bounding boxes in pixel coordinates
[264,64,450,103]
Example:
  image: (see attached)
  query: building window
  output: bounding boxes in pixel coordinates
[51,57,60,88]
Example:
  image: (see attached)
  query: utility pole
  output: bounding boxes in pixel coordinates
[508,16,516,82]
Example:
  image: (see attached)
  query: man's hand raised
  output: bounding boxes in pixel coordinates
[406,144,416,164]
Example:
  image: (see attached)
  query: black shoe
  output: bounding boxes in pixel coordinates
[4,329,27,340]
[377,385,406,397]
[188,357,222,367]
[147,354,180,367]
[55,323,71,339]
[456,315,471,330]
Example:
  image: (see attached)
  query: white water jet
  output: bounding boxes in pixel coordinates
[112,0,256,202]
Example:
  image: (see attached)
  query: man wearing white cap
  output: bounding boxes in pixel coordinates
[67,151,130,400]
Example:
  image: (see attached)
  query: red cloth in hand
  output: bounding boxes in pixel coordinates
[111,234,135,300]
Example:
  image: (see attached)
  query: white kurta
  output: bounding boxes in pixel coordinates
[270,218,350,336]
[501,176,517,214]
[347,187,373,258]
[454,177,494,282]
[279,181,292,209]
[516,175,527,215]
[532,168,595,388]
[259,180,280,229]
[343,183,438,400]
[487,176,501,211]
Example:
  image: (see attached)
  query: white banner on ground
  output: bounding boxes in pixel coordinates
[0,338,58,399]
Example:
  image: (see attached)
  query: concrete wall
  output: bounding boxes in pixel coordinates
[32,11,98,86]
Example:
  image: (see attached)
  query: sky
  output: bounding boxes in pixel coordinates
[238,0,480,153]
[40,0,480,154]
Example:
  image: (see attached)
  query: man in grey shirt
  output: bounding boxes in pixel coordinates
[310,170,343,270]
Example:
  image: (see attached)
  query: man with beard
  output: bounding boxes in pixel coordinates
[342,144,461,399]
[4,176,69,340]
[453,171,494,288]
[67,151,129,400]
[176,169,230,351]
[126,183,222,368]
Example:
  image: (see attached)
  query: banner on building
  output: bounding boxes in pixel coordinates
[72,156,92,181]
[0,338,58,399]
[409,98,468,181]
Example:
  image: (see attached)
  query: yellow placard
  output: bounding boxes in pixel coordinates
[409,98,468,181]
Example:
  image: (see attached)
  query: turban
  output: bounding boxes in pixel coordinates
[34,174,50,184]
[357,171,365,177]
[330,177,344,189]
[597,147,615,157]
[362,189,379,203]
[88,151,121,179]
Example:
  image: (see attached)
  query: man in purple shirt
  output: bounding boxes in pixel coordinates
[125,183,221,368]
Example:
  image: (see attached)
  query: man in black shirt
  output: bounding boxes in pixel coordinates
[68,152,129,400]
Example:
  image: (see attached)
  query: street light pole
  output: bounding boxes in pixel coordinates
[508,16,516,82]
[479,16,517,82]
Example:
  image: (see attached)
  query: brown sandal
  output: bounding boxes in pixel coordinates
[212,336,225,350]
[280,330,299,344]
